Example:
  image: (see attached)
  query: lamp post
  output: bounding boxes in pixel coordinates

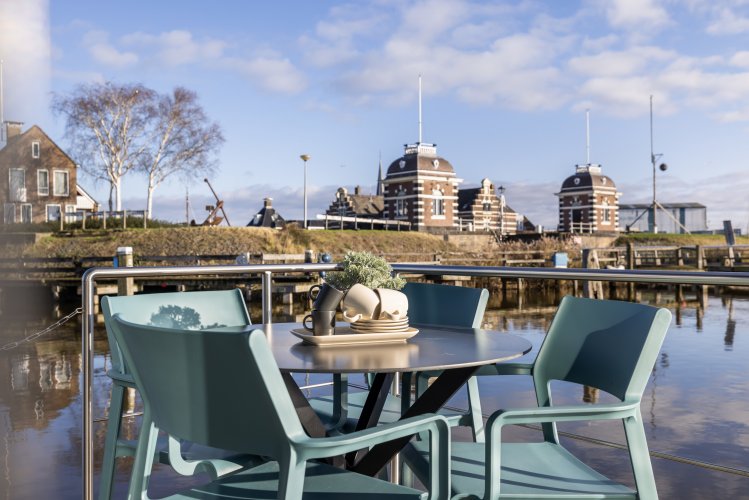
[498,185,506,240]
[300,154,310,229]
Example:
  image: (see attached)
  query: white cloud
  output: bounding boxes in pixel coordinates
[121,30,226,66]
[706,7,749,35]
[83,30,138,68]
[603,0,670,31]
[226,55,307,95]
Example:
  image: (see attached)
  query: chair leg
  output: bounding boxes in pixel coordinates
[278,451,306,500]
[623,412,659,500]
[127,408,159,500]
[98,383,127,500]
[465,376,485,443]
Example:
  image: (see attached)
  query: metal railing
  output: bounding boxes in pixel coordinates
[81,263,749,499]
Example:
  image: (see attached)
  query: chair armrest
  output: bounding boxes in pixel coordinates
[298,414,450,499]
[106,370,136,386]
[487,401,640,430]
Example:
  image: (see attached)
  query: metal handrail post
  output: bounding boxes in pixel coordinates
[262,271,273,324]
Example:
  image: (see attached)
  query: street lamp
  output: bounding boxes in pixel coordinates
[300,154,311,229]
[498,185,506,239]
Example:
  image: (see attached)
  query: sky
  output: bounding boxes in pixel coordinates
[1,0,749,230]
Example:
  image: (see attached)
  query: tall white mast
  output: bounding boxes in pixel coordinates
[0,59,4,143]
[585,109,591,165]
[418,74,422,144]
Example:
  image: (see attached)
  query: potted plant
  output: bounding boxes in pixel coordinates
[324,251,405,291]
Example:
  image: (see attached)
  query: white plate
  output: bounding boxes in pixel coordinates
[350,324,411,332]
[353,319,409,327]
[353,316,409,325]
[290,327,419,346]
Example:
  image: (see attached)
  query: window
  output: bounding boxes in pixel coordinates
[482,197,492,212]
[46,204,61,222]
[395,187,407,217]
[602,199,611,223]
[9,168,26,201]
[32,141,40,159]
[3,203,15,224]
[432,188,445,217]
[53,170,69,196]
[21,204,32,223]
[38,170,49,196]
[65,205,77,223]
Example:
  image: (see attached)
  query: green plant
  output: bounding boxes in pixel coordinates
[324,251,405,291]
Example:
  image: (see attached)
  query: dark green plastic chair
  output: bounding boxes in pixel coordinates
[310,282,489,439]
[112,316,451,499]
[99,290,254,499]
[404,296,672,499]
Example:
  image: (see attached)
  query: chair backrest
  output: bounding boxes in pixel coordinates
[534,296,672,403]
[403,282,489,328]
[101,289,251,375]
[112,316,305,457]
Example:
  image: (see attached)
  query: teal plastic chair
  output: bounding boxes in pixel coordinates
[404,296,672,499]
[99,289,254,500]
[310,283,489,439]
[112,316,451,499]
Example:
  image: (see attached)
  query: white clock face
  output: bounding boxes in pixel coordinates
[573,177,580,185]
[399,159,406,169]
[432,159,440,168]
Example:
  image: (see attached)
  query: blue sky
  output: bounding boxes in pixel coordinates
[2,0,749,230]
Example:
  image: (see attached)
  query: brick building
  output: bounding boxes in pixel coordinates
[382,143,462,231]
[457,178,518,234]
[325,186,384,219]
[556,164,620,233]
[0,123,93,224]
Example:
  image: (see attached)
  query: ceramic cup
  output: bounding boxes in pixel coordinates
[308,283,345,312]
[303,309,337,336]
[342,284,380,322]
[374,288,409,320]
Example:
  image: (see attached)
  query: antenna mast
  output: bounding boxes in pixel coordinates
[0,59,4,143]
[585,109,591,164]
[418,74,422,143]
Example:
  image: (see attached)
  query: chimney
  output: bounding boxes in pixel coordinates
[264,197,272,208]
[5,121,23,139]
[355,185,361,195]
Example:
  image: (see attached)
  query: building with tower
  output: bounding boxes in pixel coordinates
[556,163,620,233]
[382,142,462,232]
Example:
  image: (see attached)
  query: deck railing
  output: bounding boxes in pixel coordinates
[81,263,749,499]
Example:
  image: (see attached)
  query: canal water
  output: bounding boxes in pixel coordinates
[0,285,747,498]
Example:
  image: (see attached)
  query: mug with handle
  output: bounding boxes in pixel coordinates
[308,283,345,312]
[303,309,336,336]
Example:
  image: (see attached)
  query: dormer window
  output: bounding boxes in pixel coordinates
[32,142,40,159]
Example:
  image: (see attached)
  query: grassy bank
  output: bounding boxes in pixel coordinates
[7,225,459,259]
[614,233,749,246]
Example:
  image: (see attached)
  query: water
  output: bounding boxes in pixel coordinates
[0,285,748,498]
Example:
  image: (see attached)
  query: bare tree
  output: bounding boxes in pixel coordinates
[141,87,224,219]
[52,82,155,211]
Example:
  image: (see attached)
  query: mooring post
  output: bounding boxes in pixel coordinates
[115,247,134,296]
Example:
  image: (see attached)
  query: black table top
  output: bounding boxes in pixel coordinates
[212,322,533,374]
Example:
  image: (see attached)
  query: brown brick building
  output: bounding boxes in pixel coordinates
[325,186,384,219]
[0,123,89,224]
[457,178,518,234]
[556,164,620,233]
[382,143,462,231]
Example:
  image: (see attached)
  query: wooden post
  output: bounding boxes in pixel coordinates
[143,211,147,229]
[82,212,87,230]
[696,245,704,270]
[103,211,107,230]
[116,247,135,296]
[582,248,603,299]
[59,213,64,232]
[676,247,684,267]
[123,210,128,229]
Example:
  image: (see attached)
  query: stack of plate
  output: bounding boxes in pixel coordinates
[349,317,410,333]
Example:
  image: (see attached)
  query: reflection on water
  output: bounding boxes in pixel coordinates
[0,285,748,498]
